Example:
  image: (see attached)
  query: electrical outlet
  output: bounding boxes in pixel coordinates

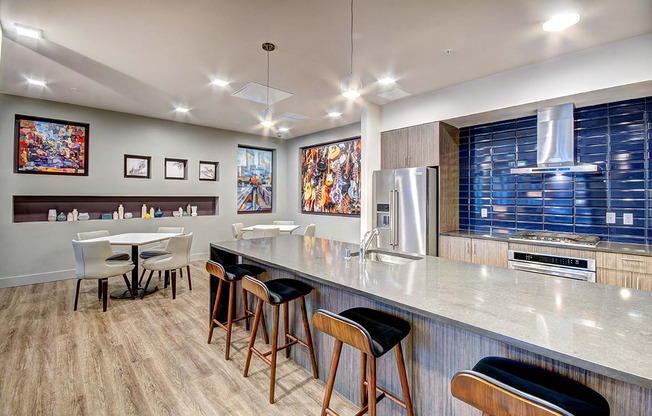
[481,208,488,218]
[624,213,634,225]
[606,212,616,224]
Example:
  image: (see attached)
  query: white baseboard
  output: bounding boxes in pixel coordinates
[0,252,210,289]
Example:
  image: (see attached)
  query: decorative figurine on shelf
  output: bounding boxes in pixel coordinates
[78,212,90,221]
[72,209,78,221]
[186,204,191,216]
[112,211,119,220]
[141,204,147,218]
[118,204,124,219]
[182,211,188,217]
[178,207,184,217]
[155,208,163,218]
[101,213,113,220]
[48,209,57,222]
[144,213,151,218]
[124,212,133,219]
[57,212,66,221]
[149,207,155,218]
[191,206,198,217]
[67,212,73,221]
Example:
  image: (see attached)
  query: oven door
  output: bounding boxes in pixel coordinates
[508,261,596,282]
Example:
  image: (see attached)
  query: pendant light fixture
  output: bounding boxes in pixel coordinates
[260,42,276,128]
[341,0,361,99]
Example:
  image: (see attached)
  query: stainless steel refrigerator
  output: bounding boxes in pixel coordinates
[372,167,438,256]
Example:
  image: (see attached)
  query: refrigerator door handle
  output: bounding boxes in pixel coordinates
[390,189,399,247]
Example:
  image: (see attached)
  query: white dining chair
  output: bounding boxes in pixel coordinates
[273,220,294,225]
[304,223,316,237]
[252,226,281,238]
[232,223,245,240]
[72,240,135,312]
[76,230,130,262]
[141,233,193,299]
[140,227,185,259]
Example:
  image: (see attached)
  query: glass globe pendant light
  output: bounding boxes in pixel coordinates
[260,42,276,127]
[341,0,361,99]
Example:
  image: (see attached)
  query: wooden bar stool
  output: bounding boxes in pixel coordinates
[242,276,319,404]
[451,356,610,416]
[206,260,270,360]
[313,308,414,416]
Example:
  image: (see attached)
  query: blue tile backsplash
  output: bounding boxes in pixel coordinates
[458,96,652,245]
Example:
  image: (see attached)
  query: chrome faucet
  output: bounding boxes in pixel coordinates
[359,228,380,263]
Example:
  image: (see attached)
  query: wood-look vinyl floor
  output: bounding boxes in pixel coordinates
[0,261,359,415]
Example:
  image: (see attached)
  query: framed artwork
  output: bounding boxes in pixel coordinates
[124,154,151,178]
[165,158,187,180]
[237,146,273,213]
[14,114,89,176]
[300,136,361,216]
[199,160,218,181]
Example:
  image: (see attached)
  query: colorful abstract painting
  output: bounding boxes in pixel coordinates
[301,137,361,216]
[237,146,273,213]
[14,115,89,175]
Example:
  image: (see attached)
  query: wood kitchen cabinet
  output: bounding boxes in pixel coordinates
[439,235,508,268]
[596,251,652,292]
[381,122,440,169]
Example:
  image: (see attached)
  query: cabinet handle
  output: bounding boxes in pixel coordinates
[623,258,644,263]
[473,242,477,255]
[466,242,470,254]
[636,276,639,290]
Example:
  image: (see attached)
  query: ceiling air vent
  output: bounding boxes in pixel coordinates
[232,82,293,105]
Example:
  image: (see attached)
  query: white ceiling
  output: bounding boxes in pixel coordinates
[1,0,651,138]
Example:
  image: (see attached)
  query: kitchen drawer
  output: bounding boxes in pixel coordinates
[596,251,652,273]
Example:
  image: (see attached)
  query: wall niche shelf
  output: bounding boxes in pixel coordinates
[13,195,219,223]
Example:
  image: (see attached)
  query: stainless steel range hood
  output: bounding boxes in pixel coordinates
[511,103,600,174]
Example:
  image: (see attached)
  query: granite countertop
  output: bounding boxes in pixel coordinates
[441,230,652,256]
[211,235,652,390]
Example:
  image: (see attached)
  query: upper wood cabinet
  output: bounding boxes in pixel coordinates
[381,122,440,169]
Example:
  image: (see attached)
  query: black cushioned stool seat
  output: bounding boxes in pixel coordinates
[263,278,313,304]
[339,307,411,357]
[107,253,131,261]
[452,356,610,416]
[139,249,170,259]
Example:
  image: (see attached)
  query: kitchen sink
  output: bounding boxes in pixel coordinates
[351,249,423,265]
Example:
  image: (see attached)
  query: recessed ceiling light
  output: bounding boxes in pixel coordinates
[278,127,289,132]
[328,112,342,118]
[211,78,229,87]
[15,23,41,39]
[175,107,189,113]
[542,13,580,32]
[261,120,275,128]
[27,78,46,87]
[378,77,396,85]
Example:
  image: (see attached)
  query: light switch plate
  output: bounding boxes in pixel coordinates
[624,213,634,225]
[606,212,616,224]
[481,208,488,218]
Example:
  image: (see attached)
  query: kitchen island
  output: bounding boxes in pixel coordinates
[210,235,652,416]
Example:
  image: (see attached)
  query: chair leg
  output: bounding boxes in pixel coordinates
[321,339,343,416]
[225,282,235,360]
[171,270,177,299]
[369,356,377,416]
[259,305,270,344]
[98,279,102,299]
[360,352,368,409]
[164,270,169,288]
[123,274,135,299]
[283,302,290,358]
[269,304,280,404]
[243,299,263,377]
[394,342,414,416]
[138,268,146,285]
[242,287,250,331]
[299,297,318,378]
[208,279,224,344]
[186,265,192,291]
[180,268,183,278]
[102,279,108,312]
[74,279,82,311]
[141,270,155,299]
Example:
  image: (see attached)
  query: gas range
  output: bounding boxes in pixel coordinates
[509,231,600,247]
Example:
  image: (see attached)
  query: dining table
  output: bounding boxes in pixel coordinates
[84,232,182,299]
[240,224,301,234]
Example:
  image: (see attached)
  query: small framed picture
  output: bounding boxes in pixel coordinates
[199,160,218,181]
[165,158,187,180]
[124,154,151,178]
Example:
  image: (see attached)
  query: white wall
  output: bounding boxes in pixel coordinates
[285,122,361,243]
[0,94,287,287]
[381,33,652,132]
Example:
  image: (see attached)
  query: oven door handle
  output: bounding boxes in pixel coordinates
[509,262,595,282]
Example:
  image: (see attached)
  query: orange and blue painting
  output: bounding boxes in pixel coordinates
[15,115,89,175]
